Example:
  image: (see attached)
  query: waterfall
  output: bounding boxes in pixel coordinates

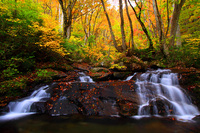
[0,70,199,122]
[0,85,50,120]
[128,69,200,121]
[78,72,94,83]
[125,73,136,81]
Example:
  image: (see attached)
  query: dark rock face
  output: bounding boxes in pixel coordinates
[46,80,139,117]
[149,98,174,116]
[30,102,47,113]
[192,115,200,122]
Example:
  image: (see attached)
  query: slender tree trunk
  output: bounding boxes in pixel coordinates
[14,0,17,18]
[125,0,134,52]
[169,0,185,47]
[152,0,159,37]
[152,0,166,54]
[92,8,101,35]
[146,2,154,38]
[119,0,127,51]
[100,0,120,51]
[81,15,88,45]
[165,0,170,37]
[128,0,154,51]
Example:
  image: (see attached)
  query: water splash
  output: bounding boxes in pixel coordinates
[125,73,137,81]
[78,72,94,83]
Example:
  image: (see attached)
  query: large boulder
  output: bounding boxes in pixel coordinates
[89,67,112,81]
[46,80,139,117]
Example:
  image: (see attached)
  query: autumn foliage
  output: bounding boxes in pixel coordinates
[0,0,200,107]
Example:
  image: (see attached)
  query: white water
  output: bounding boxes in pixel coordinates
[0,85,50,121]
[78,72,94,83]
[128,69,200,121]
[125,73,137,81]
[1,70,199,122]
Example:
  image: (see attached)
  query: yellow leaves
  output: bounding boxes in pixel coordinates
[0,2,9,13]
[68,36,82,44]
[110,63,127,70]
[34,14,66,57]
[182,34,200,46]
[6,18,21,23]
[82,45,103,61]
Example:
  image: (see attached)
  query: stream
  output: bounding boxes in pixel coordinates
[0,69,200,133]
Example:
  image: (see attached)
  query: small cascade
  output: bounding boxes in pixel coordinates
[0,85,50,120]
[128,69,200,121]
[78,72,94,83]
[125,73,137,81]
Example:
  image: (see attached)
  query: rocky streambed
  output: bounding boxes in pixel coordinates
[45,80,139,117]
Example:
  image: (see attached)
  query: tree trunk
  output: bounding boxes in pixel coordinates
[63,13,72,39]
[13,0,17,18]
[128,0,154,51]
[100,0,120,52]
[176,23,182,46]
[152,0,159,37]
[125,0,134,52]
[152,0,166,54]
[119,0,127,51]
[169,0,185,47]
[58,0,76,39]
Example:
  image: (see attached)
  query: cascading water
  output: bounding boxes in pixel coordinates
[128,69,200,121]
[0,70,199,122]
[0,85,50,120]
[78,72,94,83]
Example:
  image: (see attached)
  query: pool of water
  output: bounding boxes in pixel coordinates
[0,114,199,133]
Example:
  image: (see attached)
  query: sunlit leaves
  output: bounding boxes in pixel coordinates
[33,14,66,57]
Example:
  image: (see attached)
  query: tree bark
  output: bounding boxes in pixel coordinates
[125,0,134,52]
[169,0,185,47]
[152,0,166,54]
[119,0,127,51]
[100,0,120,51]
[176,23,182,46]
[58,0,76,39]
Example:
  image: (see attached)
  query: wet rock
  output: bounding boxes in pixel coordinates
[98,99,119,116]
[149,98,173,116]
[89,67,112,81]
[49,97,79,116]
[46,80,139,117]
[192,115,200,122]
[30,102,47,113]
[0,106,10,113]
[72,63,91,71]
[91,67,110,73]
[113,72,131,80]
[117,100,138,117]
